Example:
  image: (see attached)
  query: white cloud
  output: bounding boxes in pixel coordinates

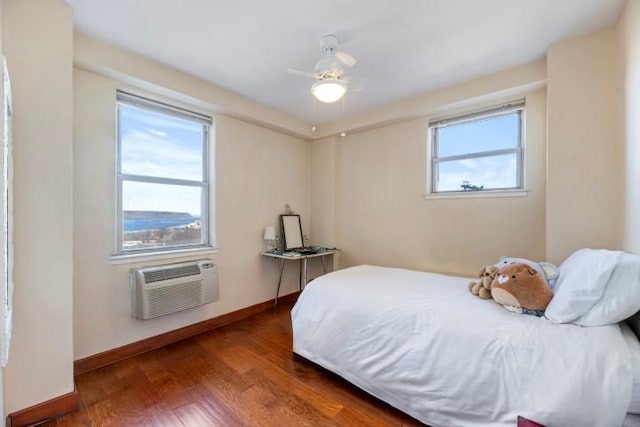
[148,129,168,138]
[458,158,479,168]
[121,130,203,181]
[122,181,202,216]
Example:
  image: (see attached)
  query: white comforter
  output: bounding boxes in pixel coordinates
[291,265,632,427]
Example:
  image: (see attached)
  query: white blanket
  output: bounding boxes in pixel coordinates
[292,265,632,427]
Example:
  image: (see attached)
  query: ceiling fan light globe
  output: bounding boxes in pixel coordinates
[311,79,347,103]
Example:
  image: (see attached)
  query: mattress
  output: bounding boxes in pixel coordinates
[291,265,632,427]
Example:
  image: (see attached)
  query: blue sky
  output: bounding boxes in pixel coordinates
[435,113,519,191]
[120,104,205,216]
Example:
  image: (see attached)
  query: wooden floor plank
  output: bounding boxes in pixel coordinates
[243,367,341,425]
[173,399,244,427]
[50,301,423,426]
[221,344,345,418]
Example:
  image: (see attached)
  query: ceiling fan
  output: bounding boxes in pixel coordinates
[287,34,357,103]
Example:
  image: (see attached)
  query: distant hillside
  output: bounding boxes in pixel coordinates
[124,210,193,220]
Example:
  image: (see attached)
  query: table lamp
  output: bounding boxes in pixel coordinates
[263,226,276,252]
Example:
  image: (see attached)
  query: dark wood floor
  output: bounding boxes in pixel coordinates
[45,300,422,426]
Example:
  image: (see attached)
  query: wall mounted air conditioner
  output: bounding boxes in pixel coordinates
[130,259,218,320]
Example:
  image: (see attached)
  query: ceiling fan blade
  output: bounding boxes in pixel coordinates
[336,51,356,68]
[287,67,316,78]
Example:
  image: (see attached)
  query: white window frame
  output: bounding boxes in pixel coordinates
[428,100,525,197]
[115,90,212,255]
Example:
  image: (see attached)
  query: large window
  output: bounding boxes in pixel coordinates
[429,100,524,194]
[116,91,212,253]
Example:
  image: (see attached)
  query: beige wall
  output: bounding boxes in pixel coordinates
[546,28,624,264]
[620,0,640,254]
[74,33,312,141]
[4,0,74,413]
[309,136,340,273]
[0,0,4,52]
[314,88,547,277]
[310,136,339,247]
[73,68,309,359]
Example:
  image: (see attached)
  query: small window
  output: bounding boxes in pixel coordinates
[429,100,524,194]
[116,91,213,254]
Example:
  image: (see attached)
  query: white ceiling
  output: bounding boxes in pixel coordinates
[69,0,624,125]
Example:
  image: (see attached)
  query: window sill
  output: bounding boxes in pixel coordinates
[110,246,219,265]
[423,189,528,200]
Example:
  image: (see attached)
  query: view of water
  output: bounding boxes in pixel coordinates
[124,217,199,232]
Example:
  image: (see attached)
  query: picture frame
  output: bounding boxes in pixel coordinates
[280,214,303,250]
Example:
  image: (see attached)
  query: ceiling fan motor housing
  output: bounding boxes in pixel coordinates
[319,34,340,55]
[315,35,344,78]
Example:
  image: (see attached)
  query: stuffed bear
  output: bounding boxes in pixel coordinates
[491,262,554,316]
[468,265,500,300]
[494,256,560,289]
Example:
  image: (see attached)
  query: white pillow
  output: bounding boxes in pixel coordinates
[545,248,621,323]
[545,249,640,326]
[573,251,640,326]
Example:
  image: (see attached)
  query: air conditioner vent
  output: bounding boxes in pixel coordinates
[145,280,202,318]
[130,260,218,320]
[143,264,201,283]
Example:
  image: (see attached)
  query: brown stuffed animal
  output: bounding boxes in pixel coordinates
[491,263,554,314]
[468,265,499,300]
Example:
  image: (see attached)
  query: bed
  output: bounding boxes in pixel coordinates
[291,264,636,427]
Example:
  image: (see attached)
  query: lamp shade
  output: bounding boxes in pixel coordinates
[263,226,276,240]
[311,79,347,103]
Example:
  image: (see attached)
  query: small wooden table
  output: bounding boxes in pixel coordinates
[261,248,337,308]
